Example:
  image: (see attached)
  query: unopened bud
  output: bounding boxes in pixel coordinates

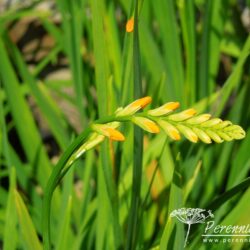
[116,96,152,117]
[176,124,198,143]
[132,117,160,133]
[148,102,180,116]
[187,114,211,125]
[168,108,196,121]
[158,120,181,140]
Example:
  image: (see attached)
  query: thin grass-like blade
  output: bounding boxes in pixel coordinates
[15,190,42,250]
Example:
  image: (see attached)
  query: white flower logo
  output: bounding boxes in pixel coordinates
[170,208,214,247]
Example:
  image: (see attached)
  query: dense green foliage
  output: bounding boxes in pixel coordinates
[0,0,250,249]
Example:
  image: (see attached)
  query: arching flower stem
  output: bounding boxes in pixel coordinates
[43,98,245,249]
[42,115,129,250]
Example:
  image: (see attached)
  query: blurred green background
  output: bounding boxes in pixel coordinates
[0,0,250,249]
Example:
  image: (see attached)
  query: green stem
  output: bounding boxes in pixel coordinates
[42,127,91,250]
[126,1,143,249]
[42,115,123,250]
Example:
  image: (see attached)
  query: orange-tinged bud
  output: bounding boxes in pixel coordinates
[170,130,181,140]
[176,124,198,143]
[104,127,125,141]
[187,114,211,125]
[183,108,196,116]
[92,124,125,141]
[168,108,197,121]
[132,117,160,133]
[148,102,180,116]
[116,96,152,117]
[165,102,180,110]
[143,119,160,133]
[126,18,134,33]
[192,128,211,144]
[130,96,152,109]
[158,120,181,140]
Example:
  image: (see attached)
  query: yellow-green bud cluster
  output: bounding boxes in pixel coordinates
[67,97,246,166]
[153,110,245,144]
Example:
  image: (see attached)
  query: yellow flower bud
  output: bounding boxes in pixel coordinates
[132,117,160,133]
[224,125,246,139]
[217,131,233,141]
[105,128,125,141]
[200,118,222,127]
[116,96,152,117]
[158,120,181,140]
[206,130,223,143]
[168,108,196,121]
[187,114,211,125]
[126,17,134,33]
[213,120,232,129]
[148,102,180,116]
[231,131,246,140]
[76,133,105,155]
[92,124,125,141]
[192,128,211,144]
[176,124,198,143]
[224,125,243,132]
[67,133,105,165]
